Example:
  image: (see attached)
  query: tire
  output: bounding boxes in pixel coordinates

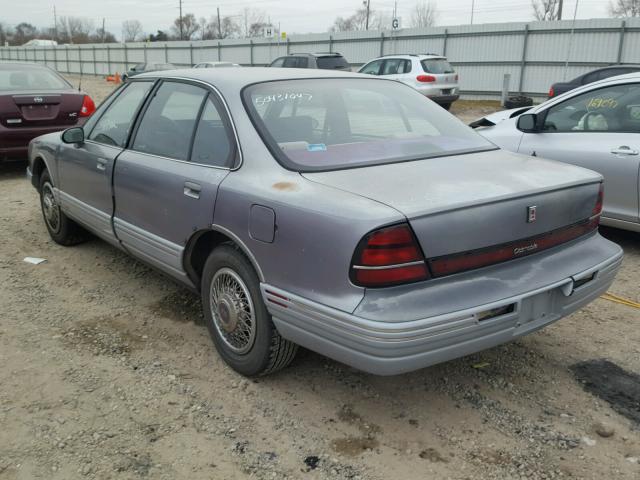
[440,102,452,111]
[39,170,89,246]
[201,245,298,376]
[504,95,533,109]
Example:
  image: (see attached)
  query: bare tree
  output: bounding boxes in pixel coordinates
[331,8,370,31]
[201,15,240,39]
[532,0,562,21]
[122,20,143,42]
[13,22,38,45]
[609,0,640,16]
[241,8,266,37]
[57,16,94,43]
[171,13,199,40]
[410,1,438,28]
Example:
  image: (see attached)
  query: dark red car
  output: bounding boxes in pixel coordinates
[0,62,95,161]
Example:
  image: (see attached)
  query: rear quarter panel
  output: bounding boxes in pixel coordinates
[214,168,404,313]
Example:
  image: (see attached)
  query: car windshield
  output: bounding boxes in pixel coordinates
[0,65,70,91]
[421,59,455,74]
[244,78,494,171]
[316,56,350,70]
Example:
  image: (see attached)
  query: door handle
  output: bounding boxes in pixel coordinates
[183,181,201,199]
[96,157,108,171]
[610,146,639,156]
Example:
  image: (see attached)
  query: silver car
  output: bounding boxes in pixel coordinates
[359,54,459,110]
[27,68,622,377]
[475,72,640,232]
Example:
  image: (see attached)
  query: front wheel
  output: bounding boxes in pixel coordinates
[201,245,298,376]
[39,170,88,246]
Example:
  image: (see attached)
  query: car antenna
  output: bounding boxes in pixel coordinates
[78,60,83,92]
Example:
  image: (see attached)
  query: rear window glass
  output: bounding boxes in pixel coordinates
[316,56,350,70]
[0,65,70,91]
[244,78,493,172]
[421,59,455,74]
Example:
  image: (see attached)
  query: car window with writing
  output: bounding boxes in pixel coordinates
[544,83,640,133]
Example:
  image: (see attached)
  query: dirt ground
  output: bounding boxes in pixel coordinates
[1,75,639,480]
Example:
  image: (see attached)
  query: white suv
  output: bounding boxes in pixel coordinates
[358,54,459,110]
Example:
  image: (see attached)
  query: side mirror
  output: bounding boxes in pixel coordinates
[62,127,85,144]
[516,113,540,133]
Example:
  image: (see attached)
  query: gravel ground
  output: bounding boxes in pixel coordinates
[1,75,639,480]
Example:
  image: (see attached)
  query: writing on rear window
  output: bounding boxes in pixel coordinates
[254,92,313,107]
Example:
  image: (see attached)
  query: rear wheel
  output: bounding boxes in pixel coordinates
[201,245,298,376]
[39,170,88,246]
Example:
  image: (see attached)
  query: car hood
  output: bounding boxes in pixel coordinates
[468,106,534,128]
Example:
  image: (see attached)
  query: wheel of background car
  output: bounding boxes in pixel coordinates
[39,170,88,246]
[441,103,452,111]
[504,95,534,109]
[201,245,298,376]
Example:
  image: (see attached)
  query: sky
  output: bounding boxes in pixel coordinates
[1,0,610,39]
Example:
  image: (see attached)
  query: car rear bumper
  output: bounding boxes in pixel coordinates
[262,233,622,375]
[0,122,82,160]
[427,94,460,105]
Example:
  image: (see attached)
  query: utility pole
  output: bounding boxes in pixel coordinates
[101,18,105,43]
[53,5,58,41]
[217,6,222,38]
[179,0,184,40]
[364,0,371,30]
[471,0,475,25]
[558,0,564,20]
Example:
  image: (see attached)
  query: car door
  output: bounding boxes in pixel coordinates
[112,80,236,283]
[57,80,154,242]
[518,81,640,223]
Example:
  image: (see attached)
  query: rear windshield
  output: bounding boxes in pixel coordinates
[421,58,455,74]
[243,78,493,172]
[0,65,70,91]
[316,56,350,70]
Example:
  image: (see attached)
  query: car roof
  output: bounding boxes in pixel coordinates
[286,52,344,58]
[136,67,369,95]
[373,54,445,60]
[0,61,55,70]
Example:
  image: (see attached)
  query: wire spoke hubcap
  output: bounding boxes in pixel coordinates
[42,182,61,233]
[210,267,256,354]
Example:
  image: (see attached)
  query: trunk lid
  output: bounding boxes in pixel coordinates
[0,91,84,128]
[302,149,602,258]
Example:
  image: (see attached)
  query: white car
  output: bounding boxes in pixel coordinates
[474,73,640,232]
[193,61,241,68]
[358,54,459,110]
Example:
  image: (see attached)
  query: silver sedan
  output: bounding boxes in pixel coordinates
[475,72,640,233]
[27,68,622,376]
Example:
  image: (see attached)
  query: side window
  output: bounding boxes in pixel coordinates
[283,56,308,68]
[88,81,153,147]
[190,96,234,167]
[381,59,402,75]
[543,83,640,133]
[270,58,285,67]
[360,60,382,75]
[132,82,207,160]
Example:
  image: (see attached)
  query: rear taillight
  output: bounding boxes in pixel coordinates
[548,86,555,98]
[79,95,96,117]
[592,183,604,217]
[350,224,429,287]
[416,74,436,83]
